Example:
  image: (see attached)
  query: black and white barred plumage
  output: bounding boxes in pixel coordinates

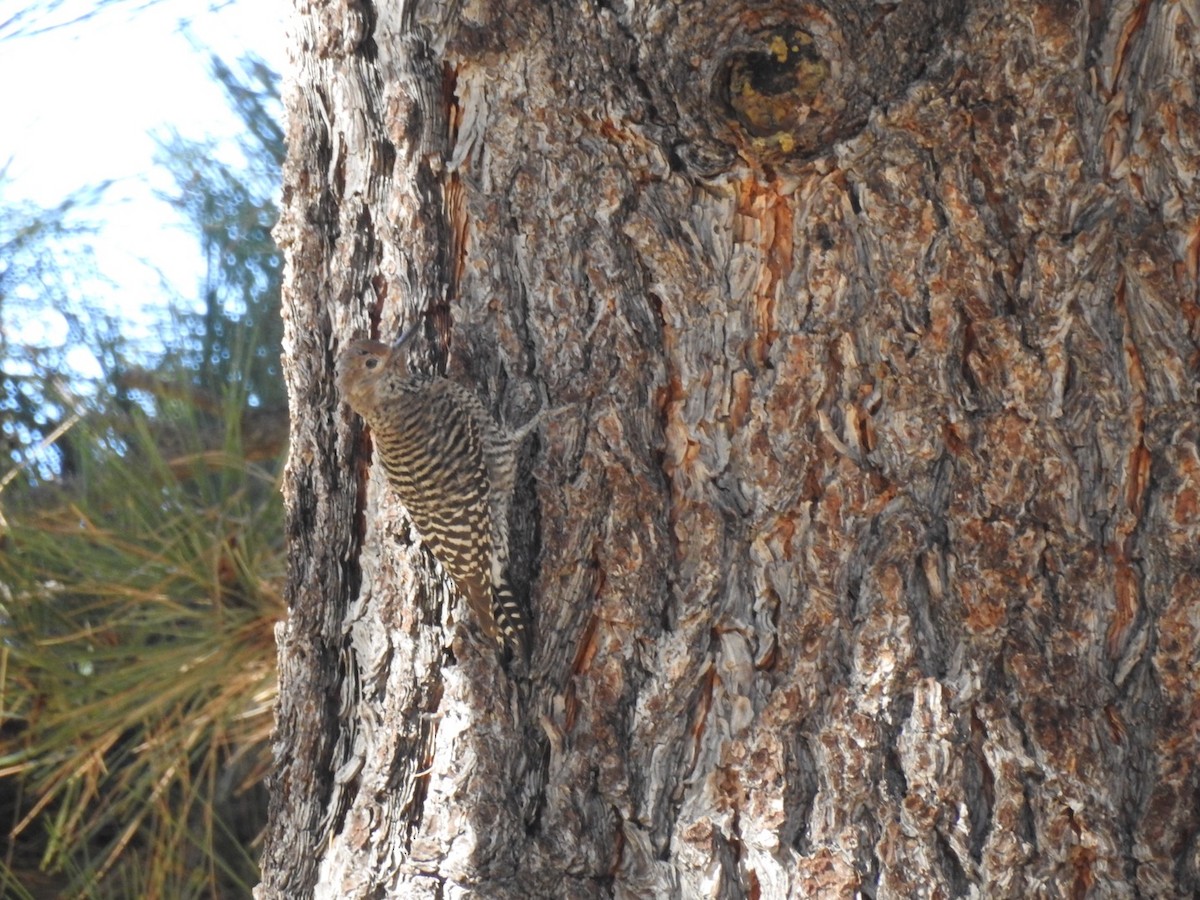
[336,337,532,663]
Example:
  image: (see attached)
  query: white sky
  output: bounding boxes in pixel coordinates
[0,0,287,368]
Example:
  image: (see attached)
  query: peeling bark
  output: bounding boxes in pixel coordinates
[259,0,1200,897]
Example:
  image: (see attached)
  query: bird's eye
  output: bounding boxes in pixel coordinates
[364,357,380,369]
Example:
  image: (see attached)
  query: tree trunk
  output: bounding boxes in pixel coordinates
[258,0,1200,896]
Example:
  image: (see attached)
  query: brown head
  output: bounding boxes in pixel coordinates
[336,338,405,418]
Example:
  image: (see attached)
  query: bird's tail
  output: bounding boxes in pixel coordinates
[493,576,532,666]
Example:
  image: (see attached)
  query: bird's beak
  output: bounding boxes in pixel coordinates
[393,320,421,351]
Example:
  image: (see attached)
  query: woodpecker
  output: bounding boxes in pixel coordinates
[336,332,533,664]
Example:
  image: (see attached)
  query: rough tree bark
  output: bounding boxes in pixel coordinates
[258,0,1200,897]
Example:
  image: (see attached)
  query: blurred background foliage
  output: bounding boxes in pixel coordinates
[0,22,285,897]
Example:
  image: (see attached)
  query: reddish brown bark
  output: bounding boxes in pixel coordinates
[260,1,1200,896]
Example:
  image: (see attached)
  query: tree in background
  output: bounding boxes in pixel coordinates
[155,54,286,416]
[0,174,117,484]
[0,50,284,900]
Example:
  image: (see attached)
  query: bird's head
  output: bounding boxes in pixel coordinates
[336,322,423,416]
[335,338,403,416]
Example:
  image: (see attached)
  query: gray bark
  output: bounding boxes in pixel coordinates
[259,0,1200,897]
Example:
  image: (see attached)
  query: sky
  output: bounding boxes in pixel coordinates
[0,0,287,371]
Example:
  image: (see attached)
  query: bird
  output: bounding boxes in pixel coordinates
[336,330,534,664]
